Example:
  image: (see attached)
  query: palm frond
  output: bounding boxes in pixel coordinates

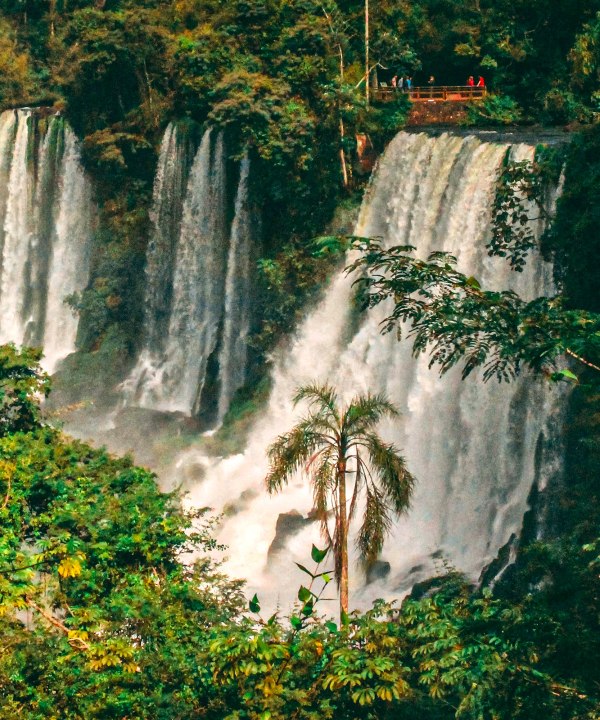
[298,413,338,444]
[293,383,340,424]
[310,446,336,536]
[364,432,414,513]
[265,425,323,493]
[344,392,399,434]
[357,484,392,566]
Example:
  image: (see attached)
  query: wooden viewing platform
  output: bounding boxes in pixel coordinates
[373,85,487,103]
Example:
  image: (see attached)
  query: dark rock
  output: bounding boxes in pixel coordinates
[267,511,315,559]
[366,560,391,584]
[479,533,518,588]
[222,488,259,517]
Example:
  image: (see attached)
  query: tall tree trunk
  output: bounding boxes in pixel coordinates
[337,43,349,188]
[337,457,349,621]
[365,0,370,105]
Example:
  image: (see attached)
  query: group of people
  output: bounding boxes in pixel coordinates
[467,75,485,87]
[391,75,412,90]
[388,74,485,90]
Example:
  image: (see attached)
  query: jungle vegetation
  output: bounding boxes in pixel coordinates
[0,1,599,719]
[0,343,599,719]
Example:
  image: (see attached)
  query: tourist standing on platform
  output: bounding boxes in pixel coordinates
[467,75,475,86]
[477,75,485,87]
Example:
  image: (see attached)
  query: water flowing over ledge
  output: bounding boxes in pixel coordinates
[176,131,564,610]
[123,125,260,424]
[0,108,93,372]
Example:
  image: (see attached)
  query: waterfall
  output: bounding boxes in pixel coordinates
[0,110,93,371]
[125,127,259,421]
[141,122,193,354]
[42,125,93,370]
[217,154,258,422]
[178,131,563,608]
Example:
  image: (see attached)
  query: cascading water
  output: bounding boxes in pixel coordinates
[0,109,93,372]
[177,131,563,609]
[125,127,259,422]
[217,154,259,422]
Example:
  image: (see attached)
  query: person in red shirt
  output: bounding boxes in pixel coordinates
[477,76,485,87]
[467,75,475,86]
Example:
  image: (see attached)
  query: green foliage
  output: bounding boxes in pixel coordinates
[543,125,600,313]
[3,0,598,365]
[0,17,34,108]
[209,557,411,720]
[569,11,600,116]
[206,559,598,720]
[349,239,600,382]
[0,345,49,435]
[464,93,523,126]
[490,147,564,271]
[0,343,245,718]
[542,87,593,125]
[254,238,343,356]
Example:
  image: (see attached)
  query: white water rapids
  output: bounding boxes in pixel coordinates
[175,131,563,609]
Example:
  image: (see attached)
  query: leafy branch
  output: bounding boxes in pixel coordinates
[348,238,600,382]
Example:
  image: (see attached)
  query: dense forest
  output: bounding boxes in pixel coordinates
[1,0,599,371]
[0,1,600,718]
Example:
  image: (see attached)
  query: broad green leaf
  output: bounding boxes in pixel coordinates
[550,368,578,383]
[301,601,314,616]
[249,594,261,614]
[298,585,311,603]
[311,544,328,564]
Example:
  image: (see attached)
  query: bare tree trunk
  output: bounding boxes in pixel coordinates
[339,127,349,188]
[337,43,350,187]
[49,0,56,38]
[337,457,349,620]
[321,6,350,187]
[365,0,370,105]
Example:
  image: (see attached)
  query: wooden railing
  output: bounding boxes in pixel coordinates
[373,85,487,103]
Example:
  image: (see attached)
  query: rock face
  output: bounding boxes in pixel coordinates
[267,511,315,559]
[407,100,469,126]
[366,561,391,584]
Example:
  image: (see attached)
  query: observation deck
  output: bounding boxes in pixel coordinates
[373,85,487,103]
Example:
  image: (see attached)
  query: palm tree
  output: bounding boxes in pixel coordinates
[265,383,414,619]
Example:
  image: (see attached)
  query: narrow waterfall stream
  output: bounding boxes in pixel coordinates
[175,131,563,609]
[124,127,260,423]
[217,154,259,423]
[0,109,93,372]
